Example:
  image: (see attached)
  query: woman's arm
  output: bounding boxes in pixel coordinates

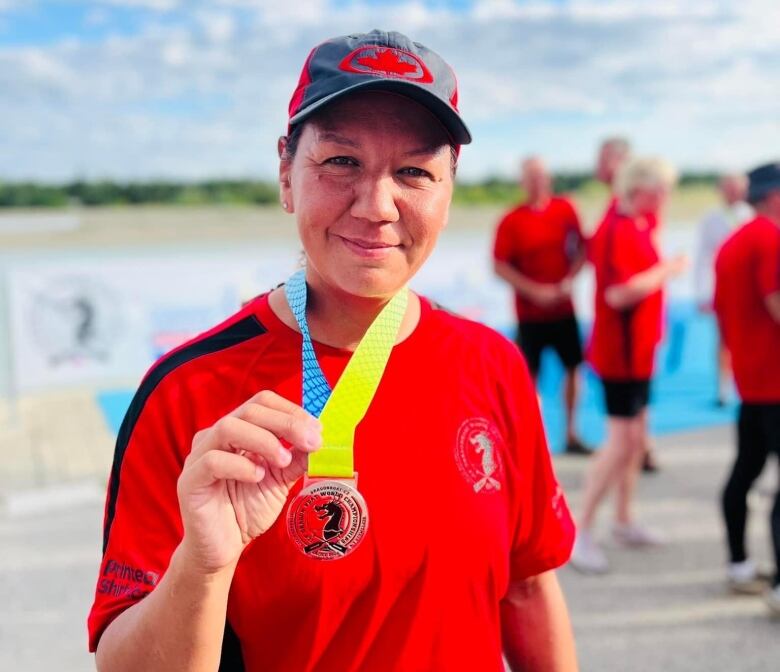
[501,570,578,672]
[605,254,688,310]
[95,390,322,672]
[96,544,235,672]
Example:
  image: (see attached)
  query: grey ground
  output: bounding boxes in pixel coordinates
[1,425,778,671]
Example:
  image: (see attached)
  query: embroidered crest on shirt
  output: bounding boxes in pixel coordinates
[455,418,504,493]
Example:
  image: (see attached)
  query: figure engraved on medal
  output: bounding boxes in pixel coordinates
[455,418,504,493]
[287,479,369,560]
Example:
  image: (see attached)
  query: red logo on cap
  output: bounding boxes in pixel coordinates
[339,46,433,83]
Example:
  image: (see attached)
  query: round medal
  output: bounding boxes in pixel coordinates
[287,479,369,560]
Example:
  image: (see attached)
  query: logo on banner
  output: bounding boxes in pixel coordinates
[29,275,121,366]
[455,418,504,493]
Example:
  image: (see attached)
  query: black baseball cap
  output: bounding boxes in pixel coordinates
[747,162,780,204]
[287,30,471,145]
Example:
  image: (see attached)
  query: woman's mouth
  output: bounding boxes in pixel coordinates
[336,235,400,258]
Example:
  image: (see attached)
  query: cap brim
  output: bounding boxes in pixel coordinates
[289,78,472,145]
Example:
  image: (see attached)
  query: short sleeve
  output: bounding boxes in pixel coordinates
[87,372,191,652]
[493,212,516,263]
[756,228,780,300]
[498,348,575,581]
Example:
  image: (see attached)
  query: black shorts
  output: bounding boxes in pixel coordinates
[738,403,780,457]
[516,316,583,377]
[602,379,651,418]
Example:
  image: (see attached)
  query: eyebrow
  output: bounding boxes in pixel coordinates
[315,130,447,158]
[315,131,360,148]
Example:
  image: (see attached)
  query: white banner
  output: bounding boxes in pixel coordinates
[7,248,299,392]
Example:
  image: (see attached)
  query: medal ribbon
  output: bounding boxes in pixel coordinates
[285,270,408,478]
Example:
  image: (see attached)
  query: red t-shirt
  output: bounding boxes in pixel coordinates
[604,195,659,233]
[87,294,574,671]
[587,209,664,380]
[714,215,780,402]
[493,196,583,322]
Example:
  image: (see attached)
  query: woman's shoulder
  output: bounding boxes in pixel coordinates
[419,297,523,365]
[136,295,276,402]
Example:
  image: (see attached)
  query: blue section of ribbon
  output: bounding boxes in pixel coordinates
[284,270,332,417]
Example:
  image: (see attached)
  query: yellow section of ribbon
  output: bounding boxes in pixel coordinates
[308,289,409,478]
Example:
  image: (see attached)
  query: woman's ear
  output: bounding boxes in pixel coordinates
[278,136,294,213]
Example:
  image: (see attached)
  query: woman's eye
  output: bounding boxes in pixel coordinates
[400,167,432,179]
[325,156,358,167]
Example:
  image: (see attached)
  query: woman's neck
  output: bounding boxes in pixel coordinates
[268,275,421,351]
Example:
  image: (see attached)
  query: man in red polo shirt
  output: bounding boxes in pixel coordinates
[714,162,780,613]
[494,155,590,455]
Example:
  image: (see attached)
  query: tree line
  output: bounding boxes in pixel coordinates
[0,173,719,208]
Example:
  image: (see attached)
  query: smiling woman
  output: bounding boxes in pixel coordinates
[87,29,578,672]
[277,92,455,305]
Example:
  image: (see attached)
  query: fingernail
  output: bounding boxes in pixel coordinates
[255,465,265,481]
[278,447,292,466]
[305,428,322,450]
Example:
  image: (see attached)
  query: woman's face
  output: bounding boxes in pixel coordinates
[279,91,454,299]
[631,184,669,218]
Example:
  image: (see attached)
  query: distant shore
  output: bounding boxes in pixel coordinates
[0,184,719,251]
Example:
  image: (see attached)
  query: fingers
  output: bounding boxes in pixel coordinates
[181,450,264,493]
[236,402,322,453]
[190,390,323,464]
[192,416,296,467]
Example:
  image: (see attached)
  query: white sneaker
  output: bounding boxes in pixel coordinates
[727,559,766,595]
[569,531,609,574]
[765,584,780,617]
[612,522,666,548]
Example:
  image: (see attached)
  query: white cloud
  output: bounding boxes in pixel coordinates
[1,0,778,181]
[195,11,235,43]
[85,7,111,27]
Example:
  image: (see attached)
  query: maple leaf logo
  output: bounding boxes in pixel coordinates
[339,46,434,83]
[357,48,417,76]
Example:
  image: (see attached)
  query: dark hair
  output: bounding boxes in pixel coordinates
[282,121,458,176]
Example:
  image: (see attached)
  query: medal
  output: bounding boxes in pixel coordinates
[284,270,407,560]
[286,477,368,560]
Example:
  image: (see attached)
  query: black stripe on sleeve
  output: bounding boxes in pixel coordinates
[219,621,246,672]
[102,314,267,553]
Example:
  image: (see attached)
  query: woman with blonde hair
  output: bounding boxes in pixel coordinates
[570,157,688,573]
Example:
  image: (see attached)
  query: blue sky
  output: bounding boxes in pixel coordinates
[1,0,778,181]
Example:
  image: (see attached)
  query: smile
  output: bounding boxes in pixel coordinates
[336,235,401,258]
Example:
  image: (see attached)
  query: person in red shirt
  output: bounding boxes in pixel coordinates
[595,137,661,473]
[569,157,687,574]
[87,31,577,671]
[714,162,780,613]
[493,156,590,456]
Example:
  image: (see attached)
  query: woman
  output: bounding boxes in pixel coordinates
[87,30,577,671]
[570,157,687,574]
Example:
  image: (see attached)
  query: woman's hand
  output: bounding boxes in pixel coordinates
[665,253,689,278]
[532,282,568,308]
[176,390,322,574]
